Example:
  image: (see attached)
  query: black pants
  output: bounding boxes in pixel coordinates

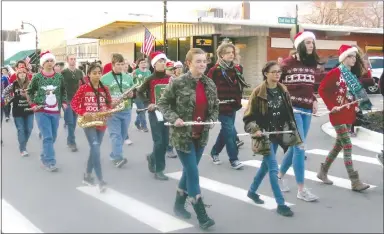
[148,111,169,173]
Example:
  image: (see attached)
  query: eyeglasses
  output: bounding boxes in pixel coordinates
[347,55,356,59]
[268,70,282,75]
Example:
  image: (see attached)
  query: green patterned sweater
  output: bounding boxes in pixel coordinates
[27,72,67,114]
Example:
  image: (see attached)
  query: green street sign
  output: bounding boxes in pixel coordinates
[278,17,297,24]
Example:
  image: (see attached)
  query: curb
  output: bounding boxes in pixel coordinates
[321,122,383,154]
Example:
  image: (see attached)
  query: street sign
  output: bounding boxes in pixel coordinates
[278,17,297,24]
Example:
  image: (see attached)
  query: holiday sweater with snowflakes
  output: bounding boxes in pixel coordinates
[27,71,67,114]
[71,83,112,131]
[280,56,317,109]
[318,67,358,126]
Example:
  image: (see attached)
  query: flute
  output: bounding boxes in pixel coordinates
[164,121,221,126]
[293,109,315,116]
[237,130,293,137]
[218,99,236,104]
[24,105,45,112]
[314,98,363,117]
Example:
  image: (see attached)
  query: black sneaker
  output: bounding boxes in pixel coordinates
[147,154,156,173]
[5,117,9,122]
[135,123,142,131]
[247,191,265,204]
[142,128,149,132]
[99,181,107,193]
[211,155,222,165]
[236,140,244,148]
[68,144,78,152]
[277,205,294,217]
[83,173,95,186]
[230,160,244,170]
[155,172,169,181]
[114,158,127,168]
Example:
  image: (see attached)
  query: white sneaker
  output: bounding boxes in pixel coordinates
[124,139,133,145]
[297,188,318,202]
[21,151,29,157]
[278,178,290,192]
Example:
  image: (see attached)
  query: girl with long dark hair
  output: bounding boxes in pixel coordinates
[71,63,112,192]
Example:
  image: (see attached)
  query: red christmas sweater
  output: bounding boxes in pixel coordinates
[192,80,208,135]
[71,82,112,131]
[280,56,317,109]
[137,71,170,105]
[318,67,358,126]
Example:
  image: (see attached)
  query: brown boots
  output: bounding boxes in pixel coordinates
[317,163,370,192]
[348,170,370,192]
[317,163,334,185]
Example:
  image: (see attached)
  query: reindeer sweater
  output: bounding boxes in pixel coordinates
[27,72,67,114]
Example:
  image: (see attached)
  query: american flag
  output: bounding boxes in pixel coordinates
[140,28,155,56]
[25,56,32,70]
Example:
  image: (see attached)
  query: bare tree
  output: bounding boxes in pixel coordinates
[302,1,383,27]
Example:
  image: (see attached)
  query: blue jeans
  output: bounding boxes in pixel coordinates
[107,109,131,160]
[14,114,34,152]
[249,142,285,206]
[177,141,205,198]
[134,98,147,129]
[64,104,77,145]
[148,111,168,172]
[279,107,312,184]
[84,127,105,181]
[35,112,60,166]
[211,112,239,162]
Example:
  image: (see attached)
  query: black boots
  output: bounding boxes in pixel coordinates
[173,191,191,219]
[191,197,215,230]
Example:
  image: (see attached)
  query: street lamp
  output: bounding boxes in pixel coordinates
[21,21,39,70]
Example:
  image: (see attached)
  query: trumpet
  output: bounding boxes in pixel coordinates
[112,83,140,108]
[237,130,293,137]
[77,102,126,128]
[218,99,236,104]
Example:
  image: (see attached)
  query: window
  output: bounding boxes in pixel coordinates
[369,58,383,69]
[178,37,191,63]
[167,39,177,61]
[324,58,339,70]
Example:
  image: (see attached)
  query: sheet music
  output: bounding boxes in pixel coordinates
[155,110,164,122]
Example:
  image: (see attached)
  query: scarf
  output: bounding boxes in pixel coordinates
[339,64,372,110]
[217,58,250,89]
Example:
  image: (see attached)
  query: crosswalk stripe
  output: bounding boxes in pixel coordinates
[77,186,193,233]
[165,171,295,210]
[241,160,377,190]
[1,199,43,233]
[306,149,381,166]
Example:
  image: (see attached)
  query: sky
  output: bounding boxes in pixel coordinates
[1,1,311,38]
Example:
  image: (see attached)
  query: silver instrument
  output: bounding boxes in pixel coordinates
[218,99,236,104]
[314,98,363,117]
[165,119,221,126]
[25,105,46,112]
[237,130,293,137]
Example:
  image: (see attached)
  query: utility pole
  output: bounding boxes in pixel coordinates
[163,0,167,55]
[295,4,299,35]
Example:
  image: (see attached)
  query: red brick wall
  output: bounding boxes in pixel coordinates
[267,28,383,61]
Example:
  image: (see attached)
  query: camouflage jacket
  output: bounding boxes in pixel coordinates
[157,72,219,153]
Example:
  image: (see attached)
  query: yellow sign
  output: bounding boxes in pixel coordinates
[195,39,212,46]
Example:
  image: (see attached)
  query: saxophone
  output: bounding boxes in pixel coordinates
[77,102,125,128]
[77,84,139,128]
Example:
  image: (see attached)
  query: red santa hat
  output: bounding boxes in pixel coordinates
[165,61,175,70]
[150,51,167,68]
[338,44,358,62]
[103,62,112,75]
[174,61,183,68]
[40,51,56,66]
[294,31,316,49]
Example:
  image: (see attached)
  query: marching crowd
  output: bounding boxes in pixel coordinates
[1,30,382,230]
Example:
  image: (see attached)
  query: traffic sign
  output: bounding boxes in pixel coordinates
[278,17,297,24]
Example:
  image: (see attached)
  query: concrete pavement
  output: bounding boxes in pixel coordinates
[1,95,383,233]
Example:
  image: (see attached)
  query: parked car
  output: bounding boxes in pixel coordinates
[367,56,383,93]
[314,56,377,93]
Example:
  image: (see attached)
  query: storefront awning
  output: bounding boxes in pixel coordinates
[77,21,146,39]
[3,49,37,66]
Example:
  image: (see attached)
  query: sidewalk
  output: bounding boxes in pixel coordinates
[321,122,383,154]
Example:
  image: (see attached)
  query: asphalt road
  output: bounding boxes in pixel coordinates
[1,94,383,233]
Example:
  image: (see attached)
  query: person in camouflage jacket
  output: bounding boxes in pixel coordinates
[157,48,218,230]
